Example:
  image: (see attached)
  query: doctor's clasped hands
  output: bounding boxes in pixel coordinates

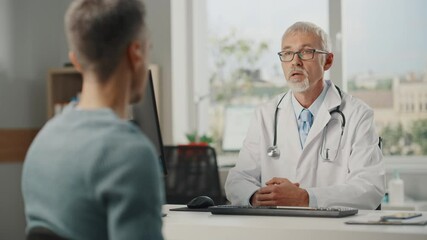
[251,178,308,207]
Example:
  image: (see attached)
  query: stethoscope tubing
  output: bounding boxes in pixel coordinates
[268,85,345,158]
[272,93,287,147]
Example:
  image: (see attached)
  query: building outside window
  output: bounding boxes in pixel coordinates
[343,0,427,156]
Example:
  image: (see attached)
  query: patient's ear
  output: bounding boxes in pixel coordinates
[127,41,143,73]
[69,51,82,72]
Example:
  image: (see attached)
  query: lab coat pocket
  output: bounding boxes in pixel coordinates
[318,147,347,186]
[319,118,344,162]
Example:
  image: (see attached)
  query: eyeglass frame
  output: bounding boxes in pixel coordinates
[277,49,329,62]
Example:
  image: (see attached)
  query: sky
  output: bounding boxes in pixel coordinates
[207,0,427,81]
[343,0,427,77]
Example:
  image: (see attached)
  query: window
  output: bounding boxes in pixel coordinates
[199,0,427,157]
[343,0,427,156]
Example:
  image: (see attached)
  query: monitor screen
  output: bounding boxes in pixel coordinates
[131,70,167,176]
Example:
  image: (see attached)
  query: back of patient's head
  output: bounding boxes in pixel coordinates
[65,0,146,81]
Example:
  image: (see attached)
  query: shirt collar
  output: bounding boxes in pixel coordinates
[292,81,330,120]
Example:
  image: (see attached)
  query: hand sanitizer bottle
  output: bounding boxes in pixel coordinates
[388,170,404,205]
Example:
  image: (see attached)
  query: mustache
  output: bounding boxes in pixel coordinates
[290,67,306,73]
[289,67,307,76]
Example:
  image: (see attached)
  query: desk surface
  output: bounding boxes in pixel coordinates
[162,205,427,240]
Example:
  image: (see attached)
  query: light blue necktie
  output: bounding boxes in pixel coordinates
[299,109,313,147]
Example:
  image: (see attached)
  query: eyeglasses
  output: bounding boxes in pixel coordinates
[277,49,329,62]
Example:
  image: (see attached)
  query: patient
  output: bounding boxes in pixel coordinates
[21,0,164,239]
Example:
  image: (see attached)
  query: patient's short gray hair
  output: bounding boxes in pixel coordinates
[65,0,146,80]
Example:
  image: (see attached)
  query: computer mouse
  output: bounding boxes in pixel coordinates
[187,195,215,209]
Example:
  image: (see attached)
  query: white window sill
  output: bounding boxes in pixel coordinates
[218,154,427,173]
[384,156,427,173]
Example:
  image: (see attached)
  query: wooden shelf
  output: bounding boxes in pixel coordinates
[46,65,160,119]
[47,67,82,118]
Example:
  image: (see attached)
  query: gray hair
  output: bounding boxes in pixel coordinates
[283,21,331,52]
[65,0,146,81]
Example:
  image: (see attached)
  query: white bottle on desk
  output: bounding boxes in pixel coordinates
[388,170,404,205]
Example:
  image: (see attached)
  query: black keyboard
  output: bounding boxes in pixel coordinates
[209,205,358,218]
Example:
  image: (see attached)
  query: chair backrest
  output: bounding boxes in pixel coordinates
[163,145,225,205]
[27,227,66,240]
[377,136,382,210]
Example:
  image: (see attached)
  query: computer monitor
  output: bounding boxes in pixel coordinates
[131,70,167,176]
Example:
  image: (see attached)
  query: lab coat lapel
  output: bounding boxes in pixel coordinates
[304,83,342,148]
[277,93,302,161]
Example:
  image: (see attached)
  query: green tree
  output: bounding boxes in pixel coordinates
[375,78,392,90]
[347,80,358,91]
[411,119,427,154]
[208,30,271,152]
[380,123,404,155]
[209,30,269,104]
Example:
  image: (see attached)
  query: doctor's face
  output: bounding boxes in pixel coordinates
[280,31,333,93]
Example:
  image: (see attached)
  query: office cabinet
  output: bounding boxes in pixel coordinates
[47,67,82,118]
[46,65,160,119]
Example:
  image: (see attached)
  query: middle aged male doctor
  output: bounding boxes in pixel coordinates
[225,21,386,210]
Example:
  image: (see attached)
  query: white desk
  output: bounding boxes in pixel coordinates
[162,205,427,240]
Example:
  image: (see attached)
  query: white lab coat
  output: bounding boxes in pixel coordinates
[225,80,386,210]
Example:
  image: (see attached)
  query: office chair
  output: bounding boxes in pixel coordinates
[27,227,66,240]
[163,145,226,205]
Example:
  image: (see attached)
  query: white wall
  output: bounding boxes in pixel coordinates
[0,0,70,128]
[0,163,25,240]
[145,0,175,144]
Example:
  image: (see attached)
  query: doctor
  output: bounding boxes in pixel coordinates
[225,21,385,210]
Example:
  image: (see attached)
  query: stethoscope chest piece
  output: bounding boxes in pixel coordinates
[267,145,280,158]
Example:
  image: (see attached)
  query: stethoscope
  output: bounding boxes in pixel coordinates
[267,86,346,160]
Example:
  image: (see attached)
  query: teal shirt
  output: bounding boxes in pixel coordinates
[22,105,164,240]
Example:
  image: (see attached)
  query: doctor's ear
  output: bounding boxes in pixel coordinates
[69,51,83,73]
[323,53,334,71]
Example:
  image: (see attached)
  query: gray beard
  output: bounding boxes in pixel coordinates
[288,78,309,93]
